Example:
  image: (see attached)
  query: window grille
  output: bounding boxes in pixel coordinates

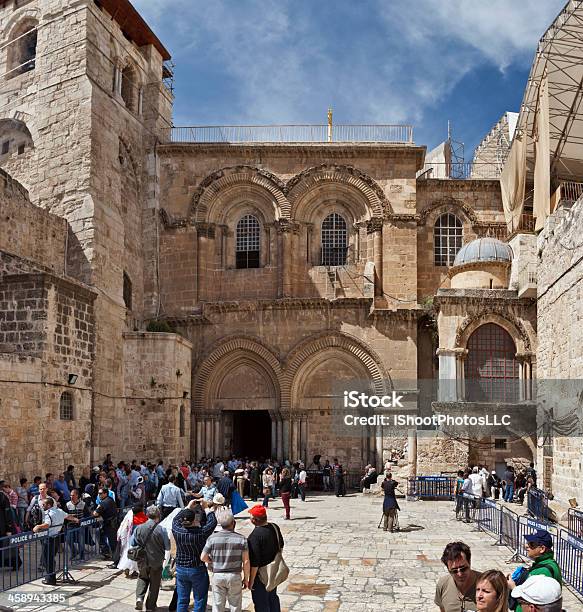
[59,392,73,420]
[235,214,260,269]
[494,438,507,450]
[321,213,348,266]
[434,213,462,266]
[465,323,518,402]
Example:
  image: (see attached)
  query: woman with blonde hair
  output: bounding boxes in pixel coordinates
[476,569,509,612]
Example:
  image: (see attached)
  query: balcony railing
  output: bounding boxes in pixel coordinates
[554,181,583,210]
[417,162,501,180]
[163,124,414,144]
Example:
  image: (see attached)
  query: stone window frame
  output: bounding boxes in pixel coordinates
[221,201,273,270]
[113,58,143,116]
[434,212,463,267]
[59,391,74,421]
[4,17,37,80]
[306,200,357,267]
[235,213,261,269]
[123,271,132,310]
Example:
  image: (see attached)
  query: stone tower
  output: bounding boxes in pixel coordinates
[0,0,173,461]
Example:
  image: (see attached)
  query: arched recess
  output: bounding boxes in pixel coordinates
[5,17,38,79]
[455,312,533,356]
[417,197,478,227]
[286,164,391,221]
[193,336,283,413]
[190,166,289,224]
[0,118,34,159]
[281,332,390,413]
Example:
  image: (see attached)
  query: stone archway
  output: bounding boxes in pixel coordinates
[192,336,283,459]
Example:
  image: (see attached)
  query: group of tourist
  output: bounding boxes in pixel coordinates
[455,464,538,522]
[436,529,563,611]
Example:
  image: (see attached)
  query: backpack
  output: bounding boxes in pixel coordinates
[29,497,44,527]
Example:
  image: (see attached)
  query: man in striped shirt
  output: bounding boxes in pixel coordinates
[172,500,217,612]
[201,509,250,612]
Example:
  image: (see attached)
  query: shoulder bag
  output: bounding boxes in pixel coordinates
[127,522,157,563]
[257,523,289,592]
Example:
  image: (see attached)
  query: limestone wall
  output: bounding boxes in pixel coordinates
[122,332,192,464]
[537,199,583,505]
[0,272,96,483]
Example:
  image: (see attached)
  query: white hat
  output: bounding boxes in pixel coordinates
[511,575,562,605]
[212,493,225,505]
[472,466,479,473]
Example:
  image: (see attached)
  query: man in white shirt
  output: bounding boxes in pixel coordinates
[469,466,485,499]
[461,471,473,523]
[297,464,307,502]
[157,475,185,519]
[33,497,79,585]
[195,476,218,503]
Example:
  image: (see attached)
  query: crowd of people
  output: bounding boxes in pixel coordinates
[0,454,352,611]
[435,530,563,612]
[455,463,538,522]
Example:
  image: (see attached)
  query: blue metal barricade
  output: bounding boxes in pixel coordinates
[527,488,550,522]
[478,498,502,539]
[1,518,103,592]
[408,476,456,500]
[517,515,558,558]
[499,506,520,551]
[556,530,583,597]
[568,507,583,539]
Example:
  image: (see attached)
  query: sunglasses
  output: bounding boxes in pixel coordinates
[449,565,470,575]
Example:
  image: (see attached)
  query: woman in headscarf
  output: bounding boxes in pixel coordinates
[117,503,147,578]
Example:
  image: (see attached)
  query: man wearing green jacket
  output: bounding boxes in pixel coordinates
[508,529,561,612]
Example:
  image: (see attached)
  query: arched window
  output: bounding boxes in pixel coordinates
[236,214,260,269]
[434,213,462,266]
[121,64,136,111]
[59,391,73,420]
[123,271,132,310]
[179,405,185,437]
[6,20,37,79]
[321,213,348,266]
[465,323,519,402]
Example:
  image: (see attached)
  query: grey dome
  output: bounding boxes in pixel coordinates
[453,237,513,266]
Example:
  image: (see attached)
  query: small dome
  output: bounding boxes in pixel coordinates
[453,237,512,267]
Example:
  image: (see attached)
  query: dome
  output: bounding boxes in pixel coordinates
[453,237,513,267]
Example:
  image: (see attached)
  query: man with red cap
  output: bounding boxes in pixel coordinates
[247,505,285,611]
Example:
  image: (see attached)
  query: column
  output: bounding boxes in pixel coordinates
[282,417,290,461]
[213,417,220,457]
[375,424,384,469]
[276,418,283,462]
[205,420,213,457]
[437,349,458,402]
[371,220,383,296]
[456,350,468,401]
[270,412,277,458]
[196,417,204,460]
[300,415,308,463]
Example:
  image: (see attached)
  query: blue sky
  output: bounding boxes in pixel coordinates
[133,0,565,157]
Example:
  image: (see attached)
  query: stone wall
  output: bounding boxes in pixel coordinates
[537,199,583,505]
[0,272,96,483]
[122,332,192,463]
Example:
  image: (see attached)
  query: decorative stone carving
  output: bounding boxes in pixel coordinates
[455,310,533,352]
[417,197,479,225]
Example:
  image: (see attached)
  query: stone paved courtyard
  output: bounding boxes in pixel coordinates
[1,492,582,611]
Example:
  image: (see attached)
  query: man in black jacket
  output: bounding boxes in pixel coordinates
[247,505,285,612]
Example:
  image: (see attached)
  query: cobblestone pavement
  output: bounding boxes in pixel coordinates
[1,492,582,611]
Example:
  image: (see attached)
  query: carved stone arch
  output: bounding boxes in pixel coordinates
[281,332,390,412]
[2,8,39,41]
[190,166,289,224]
[193,336,283,412]
[286,164,391,221]
[418,197,478,226]
[455,312,533,355]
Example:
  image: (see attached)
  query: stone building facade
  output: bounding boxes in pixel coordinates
[1,0,573,485]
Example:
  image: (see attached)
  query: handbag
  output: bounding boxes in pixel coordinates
[257,523,289,592]
[127,522,157,563]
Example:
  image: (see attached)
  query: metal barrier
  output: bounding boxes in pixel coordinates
[0,518,104,592]
[557,530,583,597]
[499,506,520,552]
[476,497,503,540]
[568,507,583,539]
[517,515,558,558]
[527,487,550,522]
[408,476,456,500]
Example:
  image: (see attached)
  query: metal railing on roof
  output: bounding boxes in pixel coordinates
[163,124,414,144]
[417,162,501,180]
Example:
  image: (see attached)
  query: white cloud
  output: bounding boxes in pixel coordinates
[131,0,565,131]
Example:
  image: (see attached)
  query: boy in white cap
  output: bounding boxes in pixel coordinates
[511,575,562,612]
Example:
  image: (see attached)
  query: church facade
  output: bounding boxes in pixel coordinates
[1,0,580,509]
